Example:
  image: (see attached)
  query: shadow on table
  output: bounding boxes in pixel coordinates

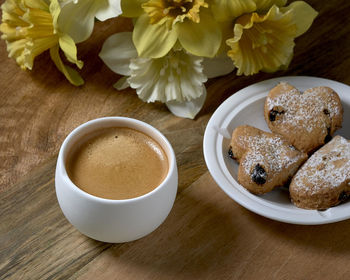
[245,209,350,252]
[102,174,350,278]
[105,185,245,278]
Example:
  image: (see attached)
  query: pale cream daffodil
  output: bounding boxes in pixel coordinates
[120,0,222,59]
[58,0,122,44]
[99,32,233,118]
[226,2,318,75]
[0,0,84,85]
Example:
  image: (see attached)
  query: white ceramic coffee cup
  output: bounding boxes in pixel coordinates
[55,117,178,243]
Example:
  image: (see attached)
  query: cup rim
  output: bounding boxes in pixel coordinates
[58,116,176,204]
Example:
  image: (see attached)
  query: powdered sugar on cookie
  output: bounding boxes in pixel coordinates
[229,125,308,194]
[264,82,343,154]
[239,133,304,176]
[291,136,350,194]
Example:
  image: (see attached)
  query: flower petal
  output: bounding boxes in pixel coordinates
[178,11,221,58]
[211,0,256,22]
[217,20,235,54]
[95,0,122,21]
[49,0,60,32]
[121,0,147,17]
[254,0,287,12]
[202,54,235,78]
[133,14,178,58]
[58,0,100,43]
[50,45,84,86]
[25,0,50,10]
[99,32,137,76]
[58,34,83,69]
[166,85,206,119]
[114,76,130,90]
[280,1,318,37]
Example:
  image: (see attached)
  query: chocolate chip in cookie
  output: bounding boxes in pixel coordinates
[229,125,307,195]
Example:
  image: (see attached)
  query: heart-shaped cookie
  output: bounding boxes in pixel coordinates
[290,135,350,210]
[264,82,343,154]
[229,125,307,194]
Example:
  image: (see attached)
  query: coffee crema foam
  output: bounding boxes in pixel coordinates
[66,127,169,200]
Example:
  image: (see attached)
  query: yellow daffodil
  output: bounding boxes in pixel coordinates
[226,2,318,75]
[208,0,289,56]
[121,0,222,58]
[210,0,287,22]
[0,0,84,85]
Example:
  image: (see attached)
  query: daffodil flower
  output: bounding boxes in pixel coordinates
[120,0,222,59]
[254,0,287,12]
[58,0,122,44]
[226,2,318,75]
[210,0,287,22]
[0,0,84,85]
[99,32,233,118]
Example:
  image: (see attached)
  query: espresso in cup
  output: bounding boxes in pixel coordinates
[66,127,169,200]
[56,117,177,242]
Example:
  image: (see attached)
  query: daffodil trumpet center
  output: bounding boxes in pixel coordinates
[0,0,84,85]
[226,6,298,76]
[0,0,59,70]
[142,0,208,27]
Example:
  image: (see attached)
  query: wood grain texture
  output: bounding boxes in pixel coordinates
[73,173,350,280]
[1,0,350,279]
[0,158,112,279]
[2,168,350,280]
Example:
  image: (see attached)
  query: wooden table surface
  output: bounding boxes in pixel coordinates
[2,1,350,279]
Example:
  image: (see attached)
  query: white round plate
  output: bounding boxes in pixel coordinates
[203,76,350,225]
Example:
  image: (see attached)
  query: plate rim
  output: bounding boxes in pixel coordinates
[203,76,350,225]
